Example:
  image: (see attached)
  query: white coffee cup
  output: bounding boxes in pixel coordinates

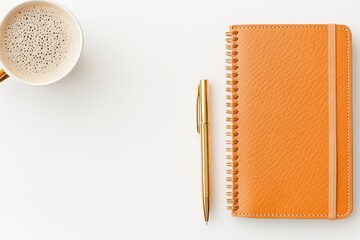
[0,0,83,86]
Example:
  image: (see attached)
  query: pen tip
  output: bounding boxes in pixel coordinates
[206,221,208,226]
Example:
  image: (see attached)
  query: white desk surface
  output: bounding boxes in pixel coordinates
[0,0,359,239]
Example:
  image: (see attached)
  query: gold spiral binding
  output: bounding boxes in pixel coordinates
[226,29,239,213]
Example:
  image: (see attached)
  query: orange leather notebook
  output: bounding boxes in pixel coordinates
[226,24,352,219]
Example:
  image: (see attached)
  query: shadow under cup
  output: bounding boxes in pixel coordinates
[0,0,83,85]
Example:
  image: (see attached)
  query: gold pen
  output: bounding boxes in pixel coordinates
[197,79,210,225]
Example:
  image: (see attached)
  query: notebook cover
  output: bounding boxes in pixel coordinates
[225,24,352,219]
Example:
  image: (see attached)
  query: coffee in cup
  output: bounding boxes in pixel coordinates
[0,0,83,85]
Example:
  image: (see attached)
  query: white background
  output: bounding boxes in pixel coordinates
[0,0,358,239]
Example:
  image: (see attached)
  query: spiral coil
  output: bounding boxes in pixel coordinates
[226,30,240,212]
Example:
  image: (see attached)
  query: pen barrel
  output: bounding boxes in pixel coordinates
[201,123,210,199]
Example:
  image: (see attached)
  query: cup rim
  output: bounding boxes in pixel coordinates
[0,0,83,86]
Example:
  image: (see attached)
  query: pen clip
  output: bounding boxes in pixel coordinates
[196,83,200,133]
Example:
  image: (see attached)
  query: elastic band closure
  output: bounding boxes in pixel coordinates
[328,23,337,220]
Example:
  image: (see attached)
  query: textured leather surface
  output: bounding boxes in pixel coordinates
[229,24,352,219]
